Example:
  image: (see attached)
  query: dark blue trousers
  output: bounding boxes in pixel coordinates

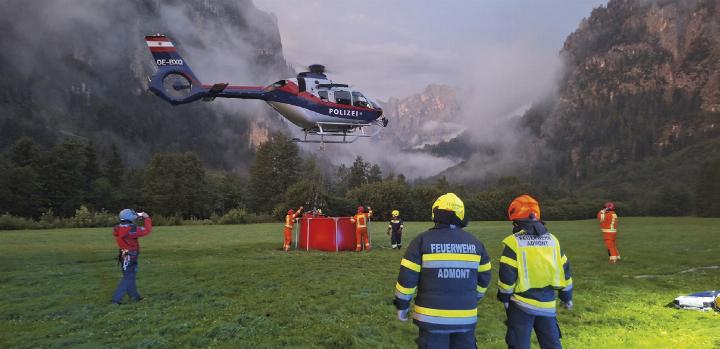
[112,259,140,303]
[416,328,476,349]
[391,230,402,247]
[505,302,561,349]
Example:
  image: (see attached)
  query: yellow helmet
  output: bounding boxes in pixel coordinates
[432,193,465,222]
[392,210,400,216]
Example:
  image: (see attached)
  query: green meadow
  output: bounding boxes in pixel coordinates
[1,218,719,348]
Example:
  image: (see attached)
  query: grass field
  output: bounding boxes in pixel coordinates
[1,218,719,348]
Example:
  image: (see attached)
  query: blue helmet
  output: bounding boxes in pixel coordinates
[119,208,138,221]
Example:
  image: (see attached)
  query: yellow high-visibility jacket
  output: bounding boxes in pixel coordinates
[497,220,572,317]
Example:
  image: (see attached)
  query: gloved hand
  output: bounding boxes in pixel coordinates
[397,308,409,321]
[563,301,573,310]
[503,302,509,310]
[137,212,149,218]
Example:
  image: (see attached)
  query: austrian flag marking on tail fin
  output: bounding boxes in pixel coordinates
[145,36,177,54]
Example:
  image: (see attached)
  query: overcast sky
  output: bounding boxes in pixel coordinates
[254,0,608,100]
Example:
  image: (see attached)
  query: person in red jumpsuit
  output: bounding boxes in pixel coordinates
[350,206,373,251]
[111,209,152,304]
[598,202,620,263]
[283,206,303,251]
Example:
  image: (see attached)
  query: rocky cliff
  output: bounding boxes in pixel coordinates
[379,84,464,149]
[535,0,720,179]
[0,0,293,170]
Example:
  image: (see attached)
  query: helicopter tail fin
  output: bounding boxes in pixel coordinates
[145,34,209,104]
[145,35,200,82]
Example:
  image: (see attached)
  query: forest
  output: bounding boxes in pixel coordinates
[1,133,717,230]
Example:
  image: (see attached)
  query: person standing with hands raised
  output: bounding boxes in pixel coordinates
[111,209,152,304]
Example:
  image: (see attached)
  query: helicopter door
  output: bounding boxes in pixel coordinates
[334,90,352,106]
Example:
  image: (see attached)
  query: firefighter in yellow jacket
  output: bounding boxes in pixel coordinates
[498,195,572,349]
[283,206,303,252]
[350,206,373,251]
[598,202,620,263]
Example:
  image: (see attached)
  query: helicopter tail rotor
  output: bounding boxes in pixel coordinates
[145,34,207,105]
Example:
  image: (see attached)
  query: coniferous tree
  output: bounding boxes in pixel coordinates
[247,134,300,213]
[348,156,368,188]
[7,137,41,168]
[2,138,43,217]
[105,144,124,188]
[333,164,350,195]
[368,164,382,183]
[41,140,89,216]
[696,160,720,217]
[144,152,209,217]
[83,142,102,185]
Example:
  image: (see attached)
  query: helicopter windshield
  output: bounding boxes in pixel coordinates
[352,91,371,108]
[265,80,286,92]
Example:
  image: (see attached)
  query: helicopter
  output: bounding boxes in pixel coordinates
[144,34,388,144]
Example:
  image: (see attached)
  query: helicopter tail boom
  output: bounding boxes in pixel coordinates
[145,35,266,105]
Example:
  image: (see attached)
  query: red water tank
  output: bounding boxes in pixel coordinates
[296,215,358,252]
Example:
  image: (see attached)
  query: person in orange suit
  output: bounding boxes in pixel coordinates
[350,206,373,251]
[283,206,303,252]
[598,202,620,263]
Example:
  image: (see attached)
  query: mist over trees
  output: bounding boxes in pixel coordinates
[1,133,715,230]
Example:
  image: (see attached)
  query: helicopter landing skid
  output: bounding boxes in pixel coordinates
[293,121,382,146]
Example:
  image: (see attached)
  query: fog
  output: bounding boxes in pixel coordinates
[254,0,606,179]
[0,0,607,179]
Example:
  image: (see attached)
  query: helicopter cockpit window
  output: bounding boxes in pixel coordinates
[265,80,286,92]
[318,90,329,101]
[334,91,351,105]
[352,91,370,108]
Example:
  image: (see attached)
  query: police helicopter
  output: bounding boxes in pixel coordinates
[144,35,387,144]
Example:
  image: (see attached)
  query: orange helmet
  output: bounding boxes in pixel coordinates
[288,209,294,215]
[604,202,615,211]
[507,195,541,221]
[357,206,365,213]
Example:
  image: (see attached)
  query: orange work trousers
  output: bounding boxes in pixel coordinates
[355,228,371,251]
[283,227,292,251]
[603,232,619,257]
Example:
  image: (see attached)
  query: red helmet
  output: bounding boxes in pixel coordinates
[288,209,295,215]
[357,206,365,213]
[604,202,615,211]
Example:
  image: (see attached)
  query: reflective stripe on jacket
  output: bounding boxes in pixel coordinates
[352,211,372,229]
[497,220,572,317]
[394,224,492,332]
[285,214,296,229]
[598,210,618,233]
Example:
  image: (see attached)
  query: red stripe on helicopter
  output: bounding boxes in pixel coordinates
[145,36,171,42]
[200,84,264,90]
[149,47,177,53]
